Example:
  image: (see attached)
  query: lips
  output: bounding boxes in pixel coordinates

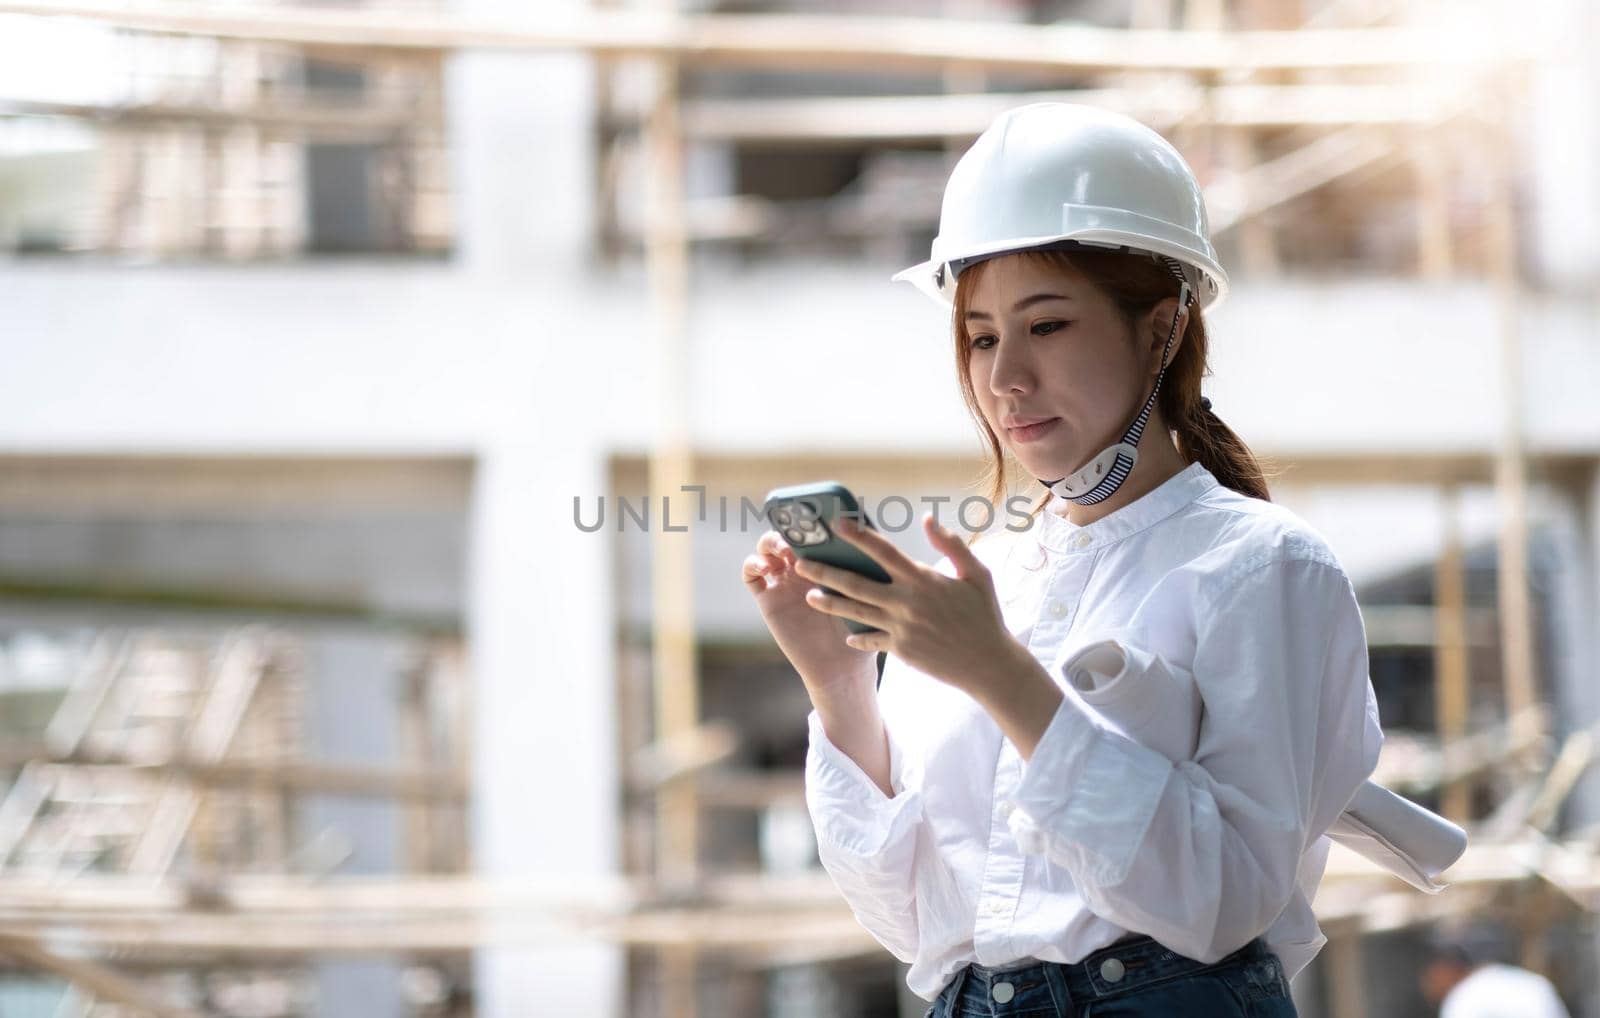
[1004,417,1061,443]
[1002,414,1057,429]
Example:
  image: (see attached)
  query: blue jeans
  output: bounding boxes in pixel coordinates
[922,933,1297,1017]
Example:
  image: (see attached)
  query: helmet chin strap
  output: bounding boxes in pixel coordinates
[1039,263,1193,507]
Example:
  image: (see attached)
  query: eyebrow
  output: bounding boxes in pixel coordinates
[964,293,1073,321]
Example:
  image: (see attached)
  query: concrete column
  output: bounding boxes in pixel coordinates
[467,440,619,1017]
[444,0,594,275]
[1528,0,1600,289]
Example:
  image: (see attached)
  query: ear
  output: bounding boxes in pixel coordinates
[1145,298,1190,372]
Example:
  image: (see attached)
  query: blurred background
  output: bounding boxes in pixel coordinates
[0,0,1597,1015]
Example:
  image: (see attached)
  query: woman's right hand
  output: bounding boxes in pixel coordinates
[743,529,877,694]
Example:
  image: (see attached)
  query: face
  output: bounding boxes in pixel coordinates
[963,254,1179,482]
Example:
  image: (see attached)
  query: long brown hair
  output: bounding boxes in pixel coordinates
[951,246,1275,543]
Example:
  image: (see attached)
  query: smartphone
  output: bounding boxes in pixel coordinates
[762,480,889,636]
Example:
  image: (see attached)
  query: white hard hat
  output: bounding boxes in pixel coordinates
[892,102,1228,312]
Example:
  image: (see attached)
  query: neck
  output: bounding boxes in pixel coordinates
[1051,412,1188,526]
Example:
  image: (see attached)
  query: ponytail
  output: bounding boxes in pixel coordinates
[1164,394,1275,502]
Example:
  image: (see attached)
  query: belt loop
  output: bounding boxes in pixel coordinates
[1041,959,1074,1016]
[945,963,971,1015]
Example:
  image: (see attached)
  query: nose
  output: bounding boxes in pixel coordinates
[987,333,1033,396]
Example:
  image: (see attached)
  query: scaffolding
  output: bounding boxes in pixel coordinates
[0,2,1591,1017]
[0,625,471,1017]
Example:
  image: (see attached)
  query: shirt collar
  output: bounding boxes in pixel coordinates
[1035,460,1219,553]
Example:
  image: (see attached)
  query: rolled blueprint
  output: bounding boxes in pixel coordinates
[1061,639,1467,894]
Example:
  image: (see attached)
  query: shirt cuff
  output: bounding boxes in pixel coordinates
[805,708,923,858]
[1005,675,1173,886]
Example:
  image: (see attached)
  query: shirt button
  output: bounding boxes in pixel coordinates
[992,981,1015,1003]
[1048,600,1067,619]
[1100,957,1126,983]
[998,799,1015,817]
[1074,533,1091,549]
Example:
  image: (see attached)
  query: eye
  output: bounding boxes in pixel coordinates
[970,322,1067,349]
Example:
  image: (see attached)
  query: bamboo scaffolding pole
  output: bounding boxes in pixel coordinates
[400,656,436,872]
[609,449,1594,493]
[0,836,1595,954]
[640,4,701,1014]
[0,934,210,1018]
[0,97,417,138]
[1436,484,1474,822]
[6,700,1544,820]
[0,753,468,801]
[1207,124,1397,234]
[1485,66,1542,732]
[0,454,472,513]
[0,2,1547,73]
[1323,918,1368,1018]
[662,82,1466,144]
[1412,122,1455,279]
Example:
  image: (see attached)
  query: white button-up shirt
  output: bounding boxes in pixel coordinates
[804,461,1385,1002]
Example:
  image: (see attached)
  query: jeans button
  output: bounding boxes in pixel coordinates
[992,980,1015,1003]
[1100,957,1126,983]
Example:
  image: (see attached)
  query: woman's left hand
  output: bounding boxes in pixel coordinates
[794,512,1030,699]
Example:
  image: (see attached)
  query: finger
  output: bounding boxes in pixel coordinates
[744,551,790,587]
[757,530,799,567]
[741,553,775,594]
[922,513,987,580]
[830,516,914,581]
[757,530,788,556]
[844,630,891,653]
[804,587,890,630]
[792,557,893,607]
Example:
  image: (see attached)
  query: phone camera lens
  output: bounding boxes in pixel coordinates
[782,526,807,546]
[771,507,793,527]
[793,501,817,521]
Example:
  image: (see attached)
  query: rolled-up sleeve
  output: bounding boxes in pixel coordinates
[804,708,924,962]
[1003,555,1383,963]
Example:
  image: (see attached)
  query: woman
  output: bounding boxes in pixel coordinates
[742,103,1384,1017]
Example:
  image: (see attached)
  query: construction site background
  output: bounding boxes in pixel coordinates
[2,0,1599,1016]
